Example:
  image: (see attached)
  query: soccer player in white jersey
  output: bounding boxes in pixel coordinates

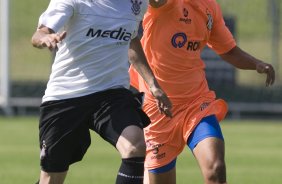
[31,0,172,183]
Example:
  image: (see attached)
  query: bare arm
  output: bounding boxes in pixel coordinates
[149,0,167,8]
[31,25,66,51]
[220,46,275,86]
[129,37,172,117]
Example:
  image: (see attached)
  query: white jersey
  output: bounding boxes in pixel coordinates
[38,0,148,102]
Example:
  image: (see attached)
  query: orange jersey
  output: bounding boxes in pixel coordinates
[132,0,236,105]
[130,0,236,170]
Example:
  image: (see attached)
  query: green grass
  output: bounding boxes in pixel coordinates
[9,0,52,81]
[1,117,282,184]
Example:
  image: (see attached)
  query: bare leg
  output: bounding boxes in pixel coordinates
[115,125,146,184]
[193,137,227,184]
[116,125,146,158]
[147,167,176,184]
[143,168,149,184]
[39,171,67,184]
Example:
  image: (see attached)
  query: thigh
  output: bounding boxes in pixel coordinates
[193,137,225,169]
[148,167,176,184]
[146,159,177,184]
[187,115,224,151]
[39,99,92,172]
[143,103,187,172]
[90,88,149,146]
[188,115,225,170]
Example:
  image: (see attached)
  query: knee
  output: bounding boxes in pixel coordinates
[126,140,146,157]
[206,160,226,183]
[117,139,146,158]
[116,126,146,157]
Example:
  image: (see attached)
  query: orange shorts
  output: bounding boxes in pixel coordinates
[143,96,228,170]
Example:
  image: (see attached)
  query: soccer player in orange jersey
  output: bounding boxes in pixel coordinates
[129,0,275,184]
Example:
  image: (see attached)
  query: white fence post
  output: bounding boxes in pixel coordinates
[0,0,13,115]
[270,0,280,81]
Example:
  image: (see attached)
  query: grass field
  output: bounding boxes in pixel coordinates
[0,117,282,184]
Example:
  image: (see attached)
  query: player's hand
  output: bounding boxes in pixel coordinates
[150,86,172,118]
[40,31,67,51]
[256,62,275,87]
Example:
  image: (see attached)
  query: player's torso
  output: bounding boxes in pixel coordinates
[62,0,147,53]
[44,0,148,102]
[140,0,216,103]
[142,0,214,66]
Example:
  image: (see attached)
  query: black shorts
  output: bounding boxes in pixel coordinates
[39,88,150,172]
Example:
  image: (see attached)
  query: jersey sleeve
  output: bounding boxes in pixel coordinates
[207,2,236,54]
[38,0,75,32]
